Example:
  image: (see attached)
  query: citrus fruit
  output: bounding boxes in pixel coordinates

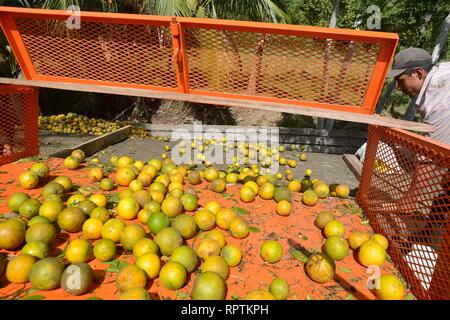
[260,240,283,264]
[202,256,229,280]
[273,187,292,203]
[302,189,319,206]
[6,254,37,283]
[269,278,290,300]
[324,220,345,238]
[101,218,126,242]
[220,244,242,267]
[204,201,221,215]
[119,288,149,300]
[276,200,292,216]
[348,231,370,250]
[21,240,49,259]
[305,253,335,284]
[71,149,86,162]
[115,167,136,187]
[171,245,199,273]
[99,178,115,191]
[29,257,65,291]
[54,176,73,192]
[245,290,275,300]
[41,181,65,198]
[137,208,151,225]
[134,189,152,208]
[82,218,103,240]
[191,271,227,300]
[147,211,170,235]
[77,200,97,217]
[30,162,50,179]
[371,234,389,251]
[67,194,86,207]
[19,171,39,189]
[57,207,86,233]
[116,156,134,168]
[61,263,94,296]
[88,167,104,182]
[27,216,51,227]
[287,180,301,193]
[358,240,386,267]
[129,179,144,192]
[335,184,350,198]
[117,197,140,220]
[314,211,335,229]
[211,178,226,193]
[161,196,183,218]
[226,173,238,184]
[88,193,106,208]
[155,227,183,256]
[171,214,198,240]
[66,239,92,264]
[90,207,110,223]
[148,159,162,172]
[159,261,187,290]
[25,222,57,245]
[116,265,147,292]
[133,238,159,258]
[187,171,202,185]
[19,198,41,220]
[324,236,349,261]
[119,189,134,200]
[136,253,161,279]
[204,230,226,248]
[39,200,64,222]
[244,181,259,194]
[196,238,221,260]
[145,201,161,214]
[120,224,146,251]
[64,156,80,170]
[8,192,30,212]
[229,218,249,239]
[194,209,216,231]
[239,186,256,203]
[216,208,237,230]
[180,193,198,212]
[375,274,405,300]
[313,182,330,199]
[93,238,117,262]
[204,167,219,182]
[258,182,275,200]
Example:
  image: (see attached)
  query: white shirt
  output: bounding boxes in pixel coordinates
[415,62,450,146]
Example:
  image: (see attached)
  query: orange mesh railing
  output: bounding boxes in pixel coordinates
[357,125,450,300]
[0,85,39,165]
[0,6,398,115]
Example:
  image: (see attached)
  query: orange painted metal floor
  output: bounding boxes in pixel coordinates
[0,158,408,300]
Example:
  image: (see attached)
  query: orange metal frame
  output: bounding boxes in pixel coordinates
[0,6,398,115]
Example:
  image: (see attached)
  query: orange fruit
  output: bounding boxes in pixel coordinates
[155,227,183,256]
[375,274,404,300]
[29,257,65,291]
[314,211,335,229]
[19,171,39,189]
[305,253,335,284]
[102,218,126,243]
[324,220,345,238]
[119,288,149,300]
[245,290,275,300]
[148,159,162,172]
[313,182,329,199]
[147,212,170,235]
[204,167,219,182]
[116,265,147,292]
[137,172,153,187]
[19,198,41,220]
[119,189,134,200]
[145,201,161,213]
[335,184,350,198]
[115,167,136,187]
[133,238,159,258]
[117,156,134,168]
[78,200,97,216]
[90,207,110,223]
[171,214,198,240]
[64,156,80,170]
[155,175,170,188]
[324,236,349,261]
[6,254,37,283]
[202,256,229,280]
[88,167,103,182]
[65,239,92,264]
[67,194,86,207]
[133,190,152,208]
[273,187,292,202]
[129,179,144,192]
[21,240,49,259]
[120,224,146,251]
[244,181,259,194]
[93,238,116,262]
[216,208,237,230]
[348,231,370,250]
[229,218,249,239]
[30,162,50,179]
[287,180,301,192]
[204,201,221,215]
[99,178,115,191]
[117,197,140,220]
[191,271,226,300]
[196,238,221,260]
[204,230,226,248]
[57,207,86,233]
[260,240,283,264]
[239,186,256,203]
[25,222,57,245]
[82,218,103,240]
[161,196,183,218]
[181,193,198,212]
[358,240,386,267]
[133,160,145,171]
[371,234,389,251]
[194,209,216,231]
[159,261,187,290]
[8,192,30,213]
[136,253,161,279]
[220,244,242,267]
[171,246,199,273]
[142,164,158,179]
[302,190,319,206]
[89,193,107,208]
[276,200,292,216]
[71,149,86,162]
[187,171,201,185]
[269,278,290,300]
[137,208,152,224]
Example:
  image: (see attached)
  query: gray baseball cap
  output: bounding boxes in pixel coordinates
[386,47,432,78]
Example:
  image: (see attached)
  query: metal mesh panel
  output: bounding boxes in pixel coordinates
[0,85,39,165]
[357,125,450,300]
[183,27,380,107]
[15,17,177,88]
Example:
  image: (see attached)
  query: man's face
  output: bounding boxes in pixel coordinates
[395,69,427,98]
